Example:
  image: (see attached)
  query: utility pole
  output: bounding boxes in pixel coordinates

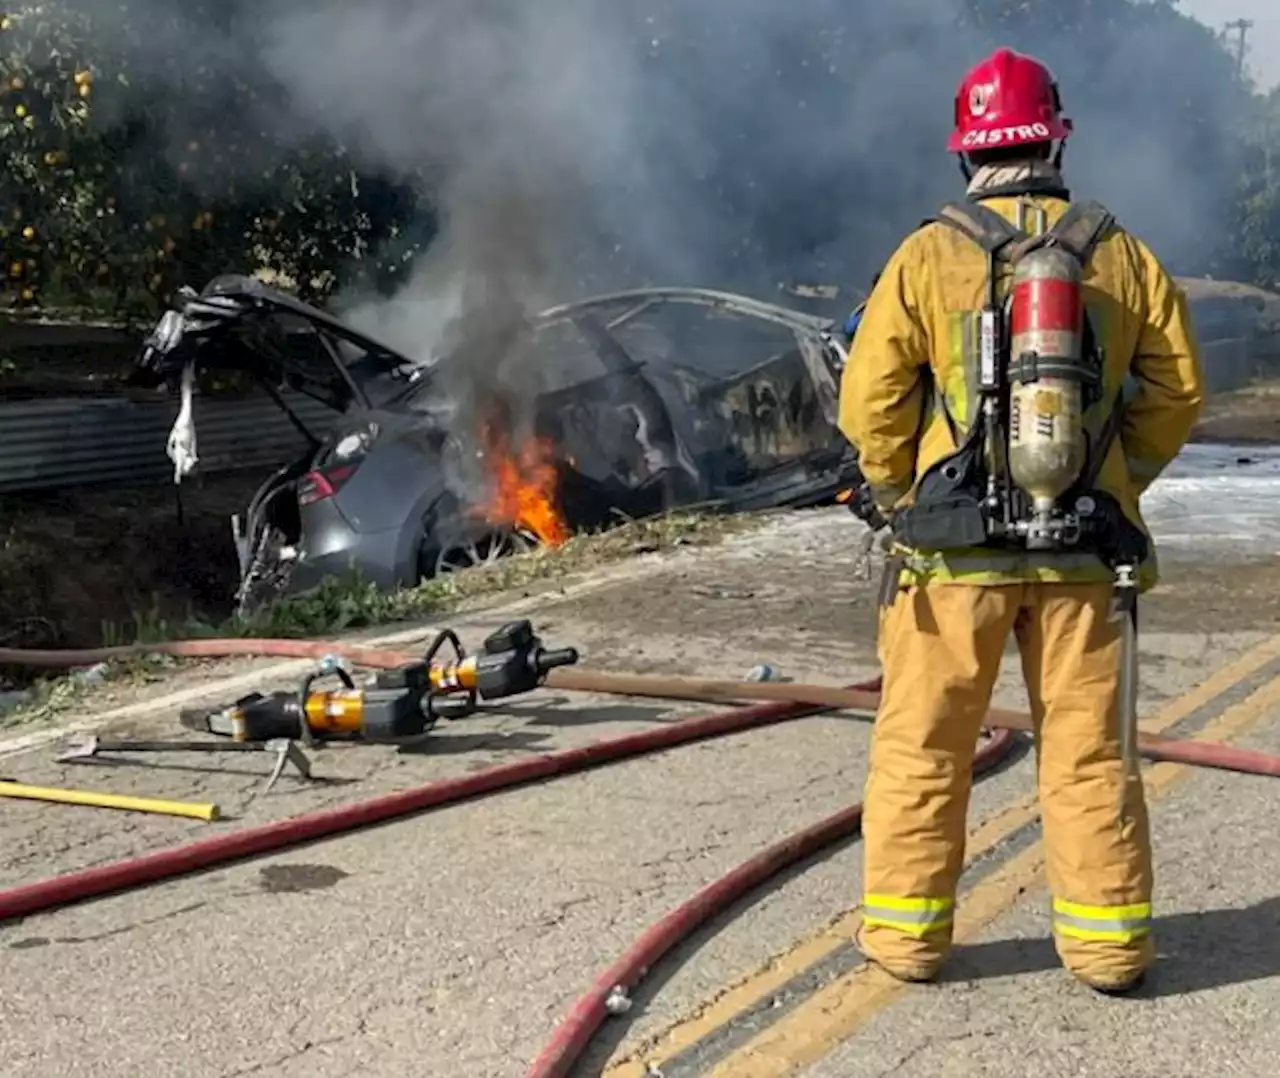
[1223,18,1253,81]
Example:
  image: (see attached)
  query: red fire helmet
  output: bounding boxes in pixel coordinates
[947,47,1073,154]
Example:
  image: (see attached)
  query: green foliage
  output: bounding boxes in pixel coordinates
[215,511,748,639]
[1236,89,1280,289]
[230,510,739,634]
[2,0,1279,325]
[0,1,428,318]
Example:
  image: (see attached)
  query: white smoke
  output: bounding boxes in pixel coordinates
[18,0,1253,367]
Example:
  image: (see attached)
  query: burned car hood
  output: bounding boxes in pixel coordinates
[132,274,426,415]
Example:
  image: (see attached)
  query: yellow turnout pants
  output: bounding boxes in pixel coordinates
[860,581,1153,989]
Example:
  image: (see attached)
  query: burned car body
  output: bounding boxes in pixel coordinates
[133,276,861,613]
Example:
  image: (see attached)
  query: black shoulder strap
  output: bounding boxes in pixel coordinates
[926,200,1026,257]
[1080,387,1126,490]
[1041,199,1115,265]
[924,197,1115,267]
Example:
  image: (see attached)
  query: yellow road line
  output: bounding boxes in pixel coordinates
[705,659,1280,1078]
[604,632,1280,1078]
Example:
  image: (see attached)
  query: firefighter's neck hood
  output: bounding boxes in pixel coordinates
[966,158,1068,202]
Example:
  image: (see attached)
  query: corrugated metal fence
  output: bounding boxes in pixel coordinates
[0,390,338,494]
[1200,336,1280,394]
[1182,280,1280,391]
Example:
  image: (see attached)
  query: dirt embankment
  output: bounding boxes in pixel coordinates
[0,473,259,654]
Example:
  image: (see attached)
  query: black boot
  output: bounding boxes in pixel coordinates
[1086,971,1146,997]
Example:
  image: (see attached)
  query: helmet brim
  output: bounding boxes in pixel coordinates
[948,116,1072,154]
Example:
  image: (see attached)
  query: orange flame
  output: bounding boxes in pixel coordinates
[478,423,572,547]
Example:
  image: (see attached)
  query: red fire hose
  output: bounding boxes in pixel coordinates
[0,676,883,923]
[524,726,1017,1078]
[5,635,1280,1074]
[0,638,420,670]
[6,636,1276,778]
[2,634,1280,923]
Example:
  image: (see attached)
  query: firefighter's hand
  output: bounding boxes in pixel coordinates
[844,483,890,532]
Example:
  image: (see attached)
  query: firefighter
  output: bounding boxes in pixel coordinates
[838,47,1204,994]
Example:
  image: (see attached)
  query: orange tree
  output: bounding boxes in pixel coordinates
[0,1,426,319]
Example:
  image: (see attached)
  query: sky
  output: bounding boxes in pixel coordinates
[1178,0,1279,88]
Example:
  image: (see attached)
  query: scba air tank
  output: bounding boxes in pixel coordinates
[1007,245,1088,548]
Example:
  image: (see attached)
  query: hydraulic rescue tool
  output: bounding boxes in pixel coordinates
[56,735,312,793]
[179,619,580,745]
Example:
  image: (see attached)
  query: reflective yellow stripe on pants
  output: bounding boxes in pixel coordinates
[862,894,954,938]
[1052,898,1152,943]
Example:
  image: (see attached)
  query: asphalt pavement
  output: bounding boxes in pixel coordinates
[0,462,1277,1077]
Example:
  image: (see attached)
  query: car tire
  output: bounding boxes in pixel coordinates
[419,519,541,579]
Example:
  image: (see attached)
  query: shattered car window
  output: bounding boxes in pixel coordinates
[258,314,358,410]
[333,337,425,408]
[608,302,799,377]
[591,301,836,478]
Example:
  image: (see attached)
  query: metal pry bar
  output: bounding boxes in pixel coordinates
[260,738,312,791]
[55,735,313,793]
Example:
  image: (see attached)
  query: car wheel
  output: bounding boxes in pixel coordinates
[425,523,541,578]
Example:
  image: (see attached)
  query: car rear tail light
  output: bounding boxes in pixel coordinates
[297,464,357,507]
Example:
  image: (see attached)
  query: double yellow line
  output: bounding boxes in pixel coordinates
[606,633,1280,1078]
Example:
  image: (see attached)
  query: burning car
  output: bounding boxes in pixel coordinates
[132,275,861,614]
